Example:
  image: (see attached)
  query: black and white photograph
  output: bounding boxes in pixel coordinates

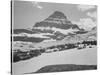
[11,0,97,75]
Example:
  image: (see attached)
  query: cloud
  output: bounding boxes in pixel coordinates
[77,5,96,11]
[32,1,43,9]
[72,18,96,31]
[80,18,96,29]
[87,11,97,20]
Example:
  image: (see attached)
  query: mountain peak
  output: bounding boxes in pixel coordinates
[33,11,80,31]
[48,11,67,19]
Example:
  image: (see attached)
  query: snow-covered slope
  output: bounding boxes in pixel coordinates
[12,47,97,75]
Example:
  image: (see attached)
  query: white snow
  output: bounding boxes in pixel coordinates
[34,27,79,35]
[13,33,53,38]
[12,47,97,75]
[42,39,56,42]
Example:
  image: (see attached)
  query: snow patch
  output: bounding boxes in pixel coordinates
[13,33,54,38]
[34,27,79,35]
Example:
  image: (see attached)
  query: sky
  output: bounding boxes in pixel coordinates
[12,0,97,30]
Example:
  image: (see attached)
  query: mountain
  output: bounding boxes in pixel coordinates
[32,11,80,31]
[31,11,84,41]
[13,11,96,43]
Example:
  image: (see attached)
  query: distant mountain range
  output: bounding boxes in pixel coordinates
[13,11,97,43]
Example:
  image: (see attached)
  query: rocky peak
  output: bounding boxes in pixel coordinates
[32,11,81,37]
[34,11,73,28]
[48,11,67,19]
[44,11,71,24]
